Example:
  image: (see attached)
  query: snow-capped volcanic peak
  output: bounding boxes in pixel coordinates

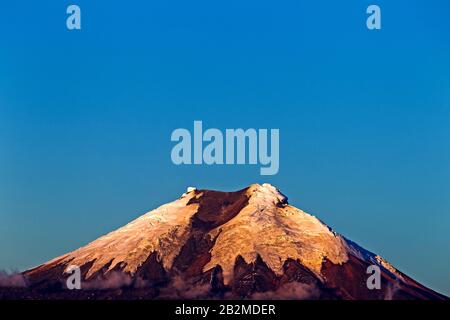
[23,184,447,300]
[34,183,383,281]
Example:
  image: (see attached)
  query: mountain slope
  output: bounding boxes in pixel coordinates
[7,184,447,300]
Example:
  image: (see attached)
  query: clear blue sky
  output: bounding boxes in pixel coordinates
[1,1,449,295]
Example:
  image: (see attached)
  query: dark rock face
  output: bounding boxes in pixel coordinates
[232,255,279,297]
[1,185,447,300]
[188,189,250,230]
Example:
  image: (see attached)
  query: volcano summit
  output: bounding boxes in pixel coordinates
[2,184,447,300]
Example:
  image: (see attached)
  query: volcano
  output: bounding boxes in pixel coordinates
[2,184,447,300]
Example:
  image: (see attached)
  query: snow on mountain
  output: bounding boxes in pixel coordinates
[42,190,200,277]
[11,184,447,300]
[204,183,349,283]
